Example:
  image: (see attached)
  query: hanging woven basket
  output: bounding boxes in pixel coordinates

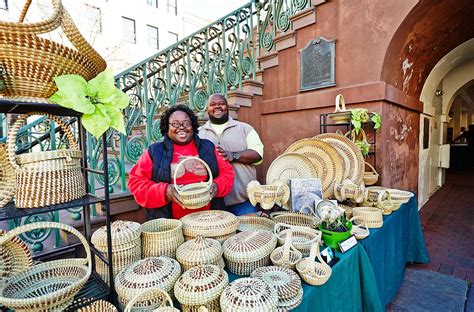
[363,162,379,186]
[0,0,106,100]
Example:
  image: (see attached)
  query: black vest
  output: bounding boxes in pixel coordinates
[146,135,225,220]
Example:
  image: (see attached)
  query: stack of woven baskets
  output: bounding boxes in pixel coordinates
[180,210,239,243]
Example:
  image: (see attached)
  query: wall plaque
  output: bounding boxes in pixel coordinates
[300,37,336,91]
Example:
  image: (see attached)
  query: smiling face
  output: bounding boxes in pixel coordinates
[207,94,229,124]
[168,111,194,145]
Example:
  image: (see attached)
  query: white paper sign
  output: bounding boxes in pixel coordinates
[338,235,358,253]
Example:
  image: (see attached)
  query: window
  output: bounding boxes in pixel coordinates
[168,31,178,44]
[83,4,102,34]
[122,17,136,44]
[0,0,8,10]
[147,0,158,8]
[167,0,177,16]
[147,25,159,50]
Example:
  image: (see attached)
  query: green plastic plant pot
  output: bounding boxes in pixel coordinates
[319,221,353,250]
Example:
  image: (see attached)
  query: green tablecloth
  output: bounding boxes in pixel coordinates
[359,195,430,306]
[228,243,383,312]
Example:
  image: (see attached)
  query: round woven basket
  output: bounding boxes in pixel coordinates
[220,277,279,312]
[6,112,86,208]
[91,220,142,285]
[124,287,179,312]
[274,223,321,257]
[266,153,318,186]
[247,180,290,210]
[77,300,118,312]
[350,216,370,240]
[296,243,332,286]
[270,231,302,269]
[222,230,277,276]
[0,228,32,284]
[0,0,106,100]
[142,218,184,258]
[174,265,228,312]
[115,257,181,310]
[250,266,303,311]
[0,143,16,208]
[174,157,213,209]
[180,210,239,238]
[352,207,383,228]
[270,211,318,229]
[176,235,224,271]
[0,222,91,312]
[366,186,413,205]
[363,162,379,186]
[237,216,276,232]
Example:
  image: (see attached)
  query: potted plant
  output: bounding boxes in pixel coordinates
[315,201,352,250]
[350,109,381,157]
[49,68,130,138]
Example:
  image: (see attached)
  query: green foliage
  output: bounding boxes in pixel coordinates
[49,68,130,138]
[371,112,382,130]
[355,140,370,157]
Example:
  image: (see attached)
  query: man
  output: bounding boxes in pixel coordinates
[199,93,264,215]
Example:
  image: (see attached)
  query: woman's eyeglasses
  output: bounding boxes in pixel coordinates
[169,121,192,128]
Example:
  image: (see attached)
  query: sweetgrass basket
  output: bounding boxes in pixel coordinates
[296,243,332,286]
[247,180,290,210]
[0,143,16,208]
[77,300,118,312]
[180,210,239,239]
[274,223,321,257]
[0,228,32,283]
[363,162,379,186]
[350,216,370,240]
[220,278,279,312]
[176,235,224,271]
[270,211,318,229]
[174,157,213,209]
[237,215,276,232]
[270,231,302,269]
[6,112,86,208]
[0,0,106,100]
[174,264,228,312]
[334,179,366,203]
[352,207,383,228]
[0,222,92,312]
[124,287,179,312]
[142,218,184,258]
[363,189,394,215]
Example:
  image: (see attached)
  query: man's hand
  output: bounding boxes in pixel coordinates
[216,146,234,162]
[166,184,185,208]
[210,182,218,200]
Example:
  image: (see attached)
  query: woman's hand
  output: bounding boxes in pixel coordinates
[166,184,185,208]
[210,182,218,200]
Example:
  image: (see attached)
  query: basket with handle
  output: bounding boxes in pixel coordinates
[350,216,370,240]
[363,162,379,186]
[247,180,290,210]
[270,230,302,269]
[0,228,33,284]
[270,211,318,229]
[0,222,92,312]
[124,287,179,312]
[174,156,213,209]
[295,243,332,286]
[352,207,383,228]
[334,179,366,203]
[363,190,394,215]
[273,223,321,257]
[6,112,86,208]
[0,0,106,100]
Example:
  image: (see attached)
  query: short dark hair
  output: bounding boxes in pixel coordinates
[160,104,199,136]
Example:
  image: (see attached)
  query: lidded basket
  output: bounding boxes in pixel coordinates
[220,277,278,312]
[222,230,277,276]
[115,256,181,309]
[141,218,184,258]
[91,220,141,284]
[174,264,229,312]
[176,235,224,271]
[180,210,238,240]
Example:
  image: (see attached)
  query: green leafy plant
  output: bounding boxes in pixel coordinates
[355,140,370,157]
[49,68,130,138]
[371,112,382,130]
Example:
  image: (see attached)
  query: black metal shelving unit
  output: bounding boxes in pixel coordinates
[320,112,377,168]
[0,101,116,310]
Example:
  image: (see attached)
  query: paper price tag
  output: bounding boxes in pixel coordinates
[338,235,358,253]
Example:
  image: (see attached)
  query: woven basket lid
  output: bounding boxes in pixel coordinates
[250,266,302,301]
[115,257,181,300]
[174,264,229,306]
[284,138,344,199]
[92,220,141,248]
[222,231,277,262]
[266,153,317,185]
[176,235,223,267]
[220,277,278,312]
[0,229,33,283]
[180,210,239,237]
[0,143,16,208]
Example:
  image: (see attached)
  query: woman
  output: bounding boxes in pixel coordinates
[128,105,234,220]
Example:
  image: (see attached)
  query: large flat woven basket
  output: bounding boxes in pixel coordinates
[6,112,86,208]
[0,0,106,100]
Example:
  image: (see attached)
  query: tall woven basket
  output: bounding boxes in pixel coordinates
[141,218,184,258]
[6,112,86,208]
[0,0,106,100]
[0,222,92,312]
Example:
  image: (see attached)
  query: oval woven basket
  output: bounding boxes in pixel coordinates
[180,210,239,238]
[334,179,366,203]
[250,266,303,311]
[350,216,370,240]
[0,222,92,312]
[174,157,213,209]
[352,207,383,228]
[220,277,279,312]
[77,300,118,312]
[124,287,179,312]
[222,230,277,276]
[247,180,290,210]
[142,218,184,258]
[174,264,228,312]
[270,231,302,269]
[274,223,321,257]
[0,0,106,100]
[115,257,181,310]
[0,228,32,284]
[176,235,224,271]
[296,243,332,286]
[237,216,276,232]
[91,220,142,285]
[0,143,16,208]
[6,112,86,208]
[270,211,318,229]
